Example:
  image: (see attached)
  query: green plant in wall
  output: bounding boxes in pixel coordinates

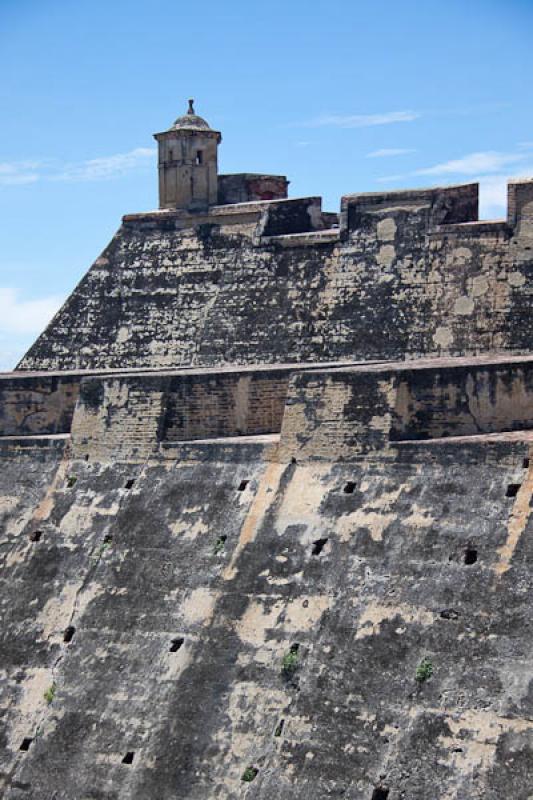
[92,537,113,563]
[44,684,56,704]
[66,475,77,488]
[213,535,227,555]
[241,766,258,783]
[281,644,300,678]
[415,656,433,683]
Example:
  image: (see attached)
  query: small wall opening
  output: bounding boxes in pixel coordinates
[523,458,530,469]
[440,609,459,620]
[170,637,184,652]
[372,788,389,800]
[125,479,135,490]
[122,751,135,765]
[343,481,356,494]
[63,626,76,643]
[274,719,285,737]
[506,483,521,498]
[237,480,249,491]
[29,530,42,542]
[103,534,113,545]
[312,538,328,556]
[19,738,33,752]
[196,150,203,165]
[464,547,478,565]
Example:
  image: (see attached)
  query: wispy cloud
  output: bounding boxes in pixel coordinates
[0,288,65,372]
[376,147,533,220]
[0,161,41,186]
[300,110,420,129]
[478,175,509,219]
[426,102,510,119]
[0,288,64,335]
[376,174,406,184]
[367,147,416,158]
[478,168,533,218]
[0,147,156,187]
[54,147,156,181]
[414,151,524,177]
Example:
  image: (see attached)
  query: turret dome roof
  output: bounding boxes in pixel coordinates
[171,99,213,132]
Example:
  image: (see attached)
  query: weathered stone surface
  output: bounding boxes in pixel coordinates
[218,174,289,205]
[2,113,533,798]
[1,432,532,798]
[17,181,533,373]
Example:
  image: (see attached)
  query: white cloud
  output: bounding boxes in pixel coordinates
[376,165,533,220]
[300,110,420,129]
[367,148,416,158]
[0,338,32,372]
[0,288,65,371]
[53,147,156,182]
[478,175,509,219]
[376,174,406,183]
[0,288,64,335]
[415,151,524,177]
[478,169,533,218]
[0,161,41,185]
[0,147,156,186]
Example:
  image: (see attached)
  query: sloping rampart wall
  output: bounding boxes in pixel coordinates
[18,180,533,372]
[1,431,532,799]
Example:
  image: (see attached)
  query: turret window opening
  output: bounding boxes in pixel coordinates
[196,150,203,165]
[168,148,174,160]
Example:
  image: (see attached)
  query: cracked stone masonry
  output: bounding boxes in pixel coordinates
[1,101,533,799]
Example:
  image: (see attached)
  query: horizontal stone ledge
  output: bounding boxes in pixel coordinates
[4,358,376,383]
[429,220,511,239]
[259,229,340,247]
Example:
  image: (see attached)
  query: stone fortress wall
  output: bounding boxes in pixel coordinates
[2,103,533,799]
[2,354,533,799]
[5,351,533,462]
[17,179,533,372]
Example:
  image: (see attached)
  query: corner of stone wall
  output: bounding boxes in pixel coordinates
[254,197,324,241]
[508,178,533,237]
[340,183,478,236]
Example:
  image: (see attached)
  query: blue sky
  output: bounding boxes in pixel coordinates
[1,0,533,369]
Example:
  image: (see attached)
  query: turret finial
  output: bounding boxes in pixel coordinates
[188,98,195,115]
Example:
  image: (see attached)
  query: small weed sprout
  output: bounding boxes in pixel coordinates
[92,539,112,563]
[44,684,56,704]
[415,657,433,683]
[241,766,258,783]
[281,644,300,678]
[66,475,77,488]
[213,535,227,555]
